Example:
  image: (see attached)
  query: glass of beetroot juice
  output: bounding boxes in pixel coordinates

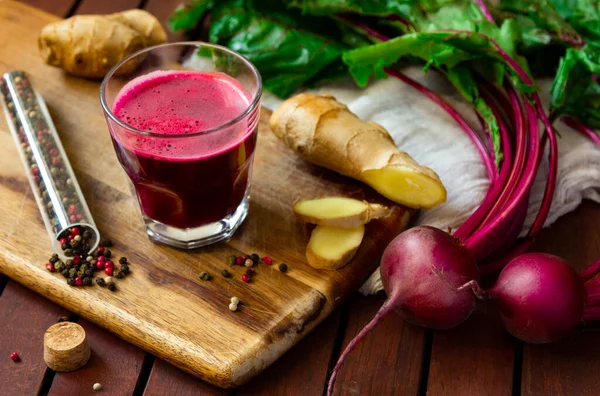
[100,43,262,249]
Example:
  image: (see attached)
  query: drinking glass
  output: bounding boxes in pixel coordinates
[100,42,262,249]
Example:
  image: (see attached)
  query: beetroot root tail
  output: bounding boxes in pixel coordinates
[326,300,396,396]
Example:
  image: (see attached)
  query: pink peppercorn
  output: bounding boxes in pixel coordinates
[71,227,80,236]
[97,255,105,263]
[67,234,74,241]
[96,261,105,270]
[104,267,113,276]
[69,215,77,222]
[97,246,105,254]
[235,256,244,265]
[105,260,114,269]
[241,273,251,283]
[59,238,67,245]
[45,262,55,272]
[75,277,83,286]
[68,205,77,215]
[76,214,83,221]
[10,352,19,362]
[73,255,81,265]
[263,256,272,265]
[49,148,59,156]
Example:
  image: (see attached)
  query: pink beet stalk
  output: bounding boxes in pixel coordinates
[563,117,600,146]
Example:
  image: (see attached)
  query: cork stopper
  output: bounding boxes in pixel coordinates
[43,322,91,372]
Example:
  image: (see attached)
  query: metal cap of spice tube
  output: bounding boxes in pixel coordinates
[0,70,100,258]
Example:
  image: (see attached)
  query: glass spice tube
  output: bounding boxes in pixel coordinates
[0,70,100,258]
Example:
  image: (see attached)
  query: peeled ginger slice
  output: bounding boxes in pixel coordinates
[293,197,391,228]
[306,225,365,270]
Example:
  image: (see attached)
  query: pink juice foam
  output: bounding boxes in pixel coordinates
[110,70,257,229]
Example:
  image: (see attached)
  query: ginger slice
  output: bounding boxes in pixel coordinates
[293,197,391,228]
[306,225,365,270]
[270,94,447,209]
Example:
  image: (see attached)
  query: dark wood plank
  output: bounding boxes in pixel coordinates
[144,359,227,396]
[19,0,75,17]
[239,311,341,396]
[331,293,425,396]
[522,201,600,396]
[0,281,67,395]
[427,309,515,396]
[74,0,141,15]
[48,319,146,396]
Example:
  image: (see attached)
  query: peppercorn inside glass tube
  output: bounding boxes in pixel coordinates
[0,71,100,258]
[100,42,262,249]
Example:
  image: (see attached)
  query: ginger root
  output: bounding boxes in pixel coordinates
[270,94,447,209]
[306,225,365,270]
[293,197,391,228]
[39,10,167,79]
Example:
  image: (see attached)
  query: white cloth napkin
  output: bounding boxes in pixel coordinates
[261,66,600,295]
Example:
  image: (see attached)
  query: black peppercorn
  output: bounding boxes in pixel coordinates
[82,230,92,240]
[54,261,65,272]
[96,277,106,287]
[103,249,112,258]
[83,277,92,286]
[84,269,93,278]
[100,238,113,247]
[61,269,69,278]
[49,254,59,264]
[64,248,73,257]
[65,259,74,269]
[119,257,128,265]
[67,278,76,286]
[245,268,254,276]
[250,253,260,264]
[114,269,124,279]
[68,268,77,278]
[278,263,288,273]
[227,255,236,267]
[120,264,130,274]
[107,282,116,291]
[199,271,212,281]
[61,242,71,250]
[222,269,231,278]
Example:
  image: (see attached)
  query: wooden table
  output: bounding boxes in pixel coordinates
[1,1,599,395]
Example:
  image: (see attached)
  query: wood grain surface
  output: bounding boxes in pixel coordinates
[0,1,410,388]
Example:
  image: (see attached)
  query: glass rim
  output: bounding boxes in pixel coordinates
[99,41,262,139]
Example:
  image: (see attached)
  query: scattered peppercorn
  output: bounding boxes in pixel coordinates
[227,255,236,267]
[199,271,212,281]
[278,263,288,273]
[244,259,253,268]
[105,260,114,269]
[222,269,231,278]
[250,253,260,264]
[84,270,93,278]
[55,261,65,272]
[231,296,240,305]
[68,268,77,278]
[100,238,113,247]
[107,282,116,292]
[67,278,76,286]
[96,278,106,287]
[235,256,244,265]
[262,256,272,265]
[104,267,113,276]
[65,259,74,269]
[119,256,127,265]
[61,269,69,278]
[75,277,83,286]
[10,352,20,362]
[83,277,92,286]
[104,249,112,258]
[49,254,59,264]
[46,262,55,272]
[93,383,102,391]
[245,268,254,276]
[105,276,114,284]
[120,264,130,274]
[241,273,251,283]
[229,303,238,312]
[114,269,124,279]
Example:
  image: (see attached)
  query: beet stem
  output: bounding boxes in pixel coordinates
[581,259,600,283]
[562,117,600,146]
[456,279,485,299]
[475,0,496,23]
[326,299,397,396]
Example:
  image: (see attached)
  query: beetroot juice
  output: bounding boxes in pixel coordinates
[109,70,258,231]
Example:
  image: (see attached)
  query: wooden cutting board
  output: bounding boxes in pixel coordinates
[0,1,411,388]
